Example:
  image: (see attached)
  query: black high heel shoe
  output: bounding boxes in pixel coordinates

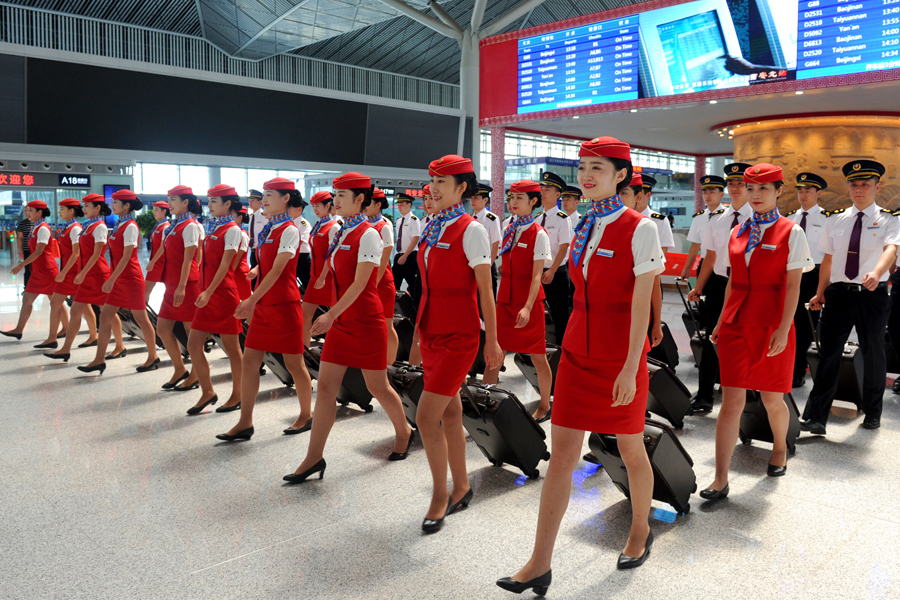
[283,458,326,483]
[136,358,160,373]
[77,363,106,376]
[215,402,241,413]
[699,484,729,501]
[283,418,313,435]
[215,426,254,442]
[447,489,474,515]
[162,371,189,390]
[45,352,70,362]
[422,505,448,534]
[767,463,787,477]
[173,380,200,392]
[77,339,98,348]
[106,349,127,360]
[388,430,416,461]
[0,331,22,340]
[187,395,217,416]
[496,571,552,596]
[617,531,654,570]
[34,341,58,349]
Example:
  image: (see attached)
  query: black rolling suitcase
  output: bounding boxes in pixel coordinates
[210,320,249,351]
[304,345,374,412]
[394,290,417,319]
[805,306,863,408]
[544,300,557,345]
[145,305,189,357]
[647,322,679,369]
[676,279,704,366]
[588,419,696,515]
[646,357,691,429]
[117,308,143,340]
[394,316,415,363]
[739,391,801,455]
[460,383,549,479]
[387,362,425,428]
[263,351,295,387]
[513,344,561,395]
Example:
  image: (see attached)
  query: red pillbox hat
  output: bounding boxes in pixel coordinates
[743,163,783,184]
[310,191,333,204]
[59,198,81,208]
[263,177,295,191]
[579,136,632,162]
[207,184,237,197]
[26,200,48,209]
[167,185,193,196]
[332,172,371,189]
[111,189,138,201]
[428,155,474,176]
[510,180,541,194]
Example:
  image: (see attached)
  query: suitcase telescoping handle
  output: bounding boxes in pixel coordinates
[805,303,821,351]
[674,277,706,343]
[459,383,483,419]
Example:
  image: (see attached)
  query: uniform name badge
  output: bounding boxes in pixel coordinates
[596,248,614,258]
[264,239,274,244]
[517,242,528,248]
[210,235,218,240]
[340,244,351,250]
[761,244,776,250]
[436,242,451,249]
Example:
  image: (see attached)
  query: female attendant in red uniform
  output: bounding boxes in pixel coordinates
[482,180,554,422]
[230,203,252,302]
[498,138,664,595]
[2,201,61,344]
[78,190,160,375]
[283,173,413,482]
[364,188,399,362]
[46,195,122,362]
[145,201,171,302]
[415,156,502,533]
[146,186,202,390]
[46,199,98,349]
[702,164,812,498]
[217,178,313,441]
[301,191,339,349]
[184,185,244,415]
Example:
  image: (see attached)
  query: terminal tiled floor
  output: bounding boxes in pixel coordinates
[1,272,898,599]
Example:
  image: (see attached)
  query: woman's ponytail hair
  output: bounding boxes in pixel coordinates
[452,172,480,200]
[72,205,85,218]
[220,195,242,213]
[285,189,306,209]
[182,194,202,216]
[608,158,634,195]
[353,185,375,211]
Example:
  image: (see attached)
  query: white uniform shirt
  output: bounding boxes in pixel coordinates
[686,206,724,258]
[248,208,268,249]
[722,222,814,271]
[218,226,242,252]
[115,221,140,248]
[702,203,753,277]
[511,221,552,261]
[579,207,665,278]
[239,229,250,254]
[66,224,82,245]
[330,221,383,267]
[269,221,300,257]
[566,211,580,234]
[293,217,312,254]
[33,225,51,245]
[642,207,676,250]
[786,205,827,265]
[474,208,502,249]
[376,218,394,250]
[819,203,900,284]
[92,222,108,244]
[394,212,421,254]
[422,215,491,268]
[181,221,201,248]
[536,208,572,268]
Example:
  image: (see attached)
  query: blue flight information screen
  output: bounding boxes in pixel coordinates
[517,15,640,114]
[796,0,900,79]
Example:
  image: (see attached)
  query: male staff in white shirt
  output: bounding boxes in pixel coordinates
[635,173,676,255]
[538,172,573,342]
[803,160,900,434]
[246,189,267,279]
[391,193,422,292]
[681,175,726,280]
[289,197,312,290]
[785,172,828,388]
[560,185,582,231]
[472,183,502,294]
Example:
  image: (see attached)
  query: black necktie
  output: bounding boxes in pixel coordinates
[541,213,547,227]
[800,211,808,232]
[731,211,740,230]
[249,213,256,246]
[397,216,405,249]
[845,212,865,280]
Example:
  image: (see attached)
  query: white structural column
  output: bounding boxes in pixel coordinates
[490,126,507,216]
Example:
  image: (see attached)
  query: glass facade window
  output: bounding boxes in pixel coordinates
[179,166,210,194]
[140,164,179,195]
[221,168,249,194]
[247,169,278,193]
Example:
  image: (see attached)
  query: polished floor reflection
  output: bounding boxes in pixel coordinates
[0,269,897,599]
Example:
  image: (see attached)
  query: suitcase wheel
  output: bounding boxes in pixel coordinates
[529,469,540,480]
[674,421,684,430]
[739,433,751,445]
[789,443,796,456]
[364,405,374,413]
[692,483,697,493]
[259,366,266,376]
[543,452,551,462]
[681,503,690,515]
[492,460,503,467]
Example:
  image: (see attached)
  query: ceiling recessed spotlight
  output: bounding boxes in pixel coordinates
[630,109,638,113]
[20,162,29,169]
[709,100,718,104]
[795,91,804,95]
[86,165,93,172]
[573,116,579,119]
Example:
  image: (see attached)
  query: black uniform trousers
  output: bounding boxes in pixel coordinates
[792,265,821,379]
[887,268,900,360]
[696,273,728,400]
[803,283,890,425]
[391,251,419,293]
[248,247,259,290]
[543,264,570,344]
[296,252,311,292]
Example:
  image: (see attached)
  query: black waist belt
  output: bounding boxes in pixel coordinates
[835,281,888,292]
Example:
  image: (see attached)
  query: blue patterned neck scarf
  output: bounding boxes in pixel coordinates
[79,217,102,237]
[310,214,332,238]
[56,219,78,235]
[152,219,169,235]
[500,214,536,255]
[421,202,466,248]
[367,215,383,224]
[28,219,46,239]
[113,214,134,234]
[257,212,291,247]
[570,195,624,267]
[165,212,193,239]
[207,214,234,234]
[737,207,780,253]
[326,213,366,258]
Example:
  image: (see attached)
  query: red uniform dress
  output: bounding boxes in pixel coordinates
[244,219,305,354]
[159,216,201,322]
[553,208,656,435]
[73,220,111,305]
[192,221,242,335]
[146,220,169,283]
[416,213,487,397]
[106,219,146,310]
[718,217,799,393]
[370,217,396,319]
[233,229,252,301]
[53,221,82,297]
[497,221,548,354]
[320,221,388,369]
[304,218,338,306]
[24,221,59,295]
